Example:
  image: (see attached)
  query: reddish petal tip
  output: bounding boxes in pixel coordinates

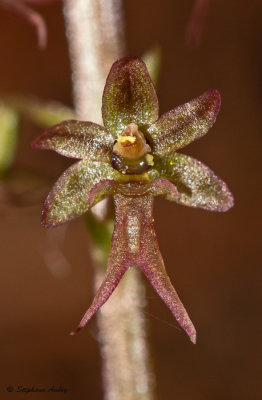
[176,313,197,343]
[221,190,234,212]
[31,137,41,150]
[209,88,221,97]
[69,326,82,336]
[31,135,49,151]
[187,325,197,344]
[208,88,221,113]
[41,206,55,229]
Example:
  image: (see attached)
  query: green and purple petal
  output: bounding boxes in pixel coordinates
[148,89,221,156]
[102,56,159,136]
[151,153,234,211]
[42,160,121,228]
[32,120,115,162]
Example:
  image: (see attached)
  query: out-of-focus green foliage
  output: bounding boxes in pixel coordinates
[6,96,76,129]
[142,44,162,87]
[0,103,19,175]
[85,210,113,269]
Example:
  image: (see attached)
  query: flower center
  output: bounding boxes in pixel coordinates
[111,123,154,175]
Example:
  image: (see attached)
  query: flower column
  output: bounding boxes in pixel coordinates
[63,2,155,400]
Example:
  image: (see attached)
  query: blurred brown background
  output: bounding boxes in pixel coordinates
[0,0,261,399]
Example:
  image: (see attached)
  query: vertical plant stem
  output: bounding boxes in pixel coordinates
[63,0,125,122]
[63,1,155,399]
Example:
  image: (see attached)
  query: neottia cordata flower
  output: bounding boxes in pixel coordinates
[32,57,234,343]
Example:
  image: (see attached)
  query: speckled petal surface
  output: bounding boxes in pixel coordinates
[139,257,196,343]
[102,56,159,136]
[32,120,115,162]
[88,179,116,205]
[71,192,140,334]
[148,89,221,156]
[149,178,179,201]
[42,160,121,227]
[71,260,128,335]
[72,190,195,341]
[120,191,195,342]
[152,153,234,211]
[111,179,178,199]
[128,194,196,343]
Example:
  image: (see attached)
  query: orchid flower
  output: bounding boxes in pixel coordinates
[32,57,233,343]
[0,0,59,48]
